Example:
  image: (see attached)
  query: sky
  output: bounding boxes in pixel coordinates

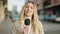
[8,0,26,13]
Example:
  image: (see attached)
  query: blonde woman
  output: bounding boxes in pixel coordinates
[12,1,44,34]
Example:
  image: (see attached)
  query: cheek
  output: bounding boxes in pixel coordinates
[28,10,34,16]
[31,10,34,14]
[25,8,27,12]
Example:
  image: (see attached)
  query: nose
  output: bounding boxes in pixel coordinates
[28,7,30,10]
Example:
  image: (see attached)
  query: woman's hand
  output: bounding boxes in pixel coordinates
[23,26,29,34]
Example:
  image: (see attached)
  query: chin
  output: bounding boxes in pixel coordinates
[25,13,32,16]
[26,14,31,17]
[27,15,31,17]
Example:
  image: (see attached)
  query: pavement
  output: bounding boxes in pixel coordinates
[41,21,60,34]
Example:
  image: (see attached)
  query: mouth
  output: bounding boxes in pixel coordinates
[27,11,31,13]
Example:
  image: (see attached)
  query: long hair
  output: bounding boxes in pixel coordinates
[19,1,43,34]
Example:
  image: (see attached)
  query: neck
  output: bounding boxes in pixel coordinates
[24,16,32,21]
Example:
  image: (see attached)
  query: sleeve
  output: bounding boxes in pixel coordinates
[11,23,16,34]
[11,21,23,34]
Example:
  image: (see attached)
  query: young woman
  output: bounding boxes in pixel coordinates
[12,1,44,34]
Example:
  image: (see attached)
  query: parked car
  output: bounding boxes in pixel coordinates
[55,17,60,22]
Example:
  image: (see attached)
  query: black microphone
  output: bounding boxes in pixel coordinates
[24,19,30,26]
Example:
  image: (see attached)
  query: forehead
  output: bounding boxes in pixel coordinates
[26,3,34,7]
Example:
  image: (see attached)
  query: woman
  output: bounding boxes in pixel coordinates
[12,1,44,34]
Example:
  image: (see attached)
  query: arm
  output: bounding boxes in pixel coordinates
[11,21,23,34]
[11,23,16,34]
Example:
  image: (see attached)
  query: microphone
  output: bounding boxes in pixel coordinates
[24,19,30,26]
[24,19,30,34]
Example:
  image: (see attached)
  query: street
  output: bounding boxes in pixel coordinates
[42,21,60,34]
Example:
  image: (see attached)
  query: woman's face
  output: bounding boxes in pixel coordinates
[24,3,34,17]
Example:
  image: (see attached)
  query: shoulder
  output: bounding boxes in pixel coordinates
[13,20,23,28]
[13,20,22,27]
[12,20,23,31]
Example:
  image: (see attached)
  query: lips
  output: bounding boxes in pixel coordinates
[26,11,31,13]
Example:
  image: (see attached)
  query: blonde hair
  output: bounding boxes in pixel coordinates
[19,1,43,34]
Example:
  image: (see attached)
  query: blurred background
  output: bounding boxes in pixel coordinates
[0,0,60,34]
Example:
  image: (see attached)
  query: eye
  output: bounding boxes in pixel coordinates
[25,6,29,8]
[31,7,33,9]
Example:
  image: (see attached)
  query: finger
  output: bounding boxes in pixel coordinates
[24,27,29,30]
[24,30,28,34]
